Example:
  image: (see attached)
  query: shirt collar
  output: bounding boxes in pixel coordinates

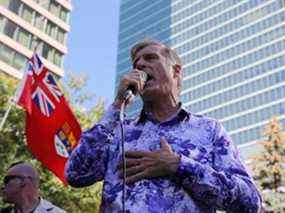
[38,198,55,211]
[136,102,190,125]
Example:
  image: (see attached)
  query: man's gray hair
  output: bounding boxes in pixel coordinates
[130,39,183,93]
[130,39,182,67]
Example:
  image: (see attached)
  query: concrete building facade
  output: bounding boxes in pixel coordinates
[0,0,72,78]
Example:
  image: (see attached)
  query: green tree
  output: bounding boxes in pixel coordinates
[252,117,285,212]
[0,71,104,212]
[0,73,27,179]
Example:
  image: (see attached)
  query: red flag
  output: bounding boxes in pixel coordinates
[15,53,82,184]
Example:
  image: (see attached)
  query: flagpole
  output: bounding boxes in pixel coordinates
[0,45,40,132]
[0,64,27,132]
[0,97,14,132]
[0,53,31,132]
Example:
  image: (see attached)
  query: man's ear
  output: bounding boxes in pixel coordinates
[172,64,181,78]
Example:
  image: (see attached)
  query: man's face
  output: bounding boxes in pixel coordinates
[1,168,26,203]
[132,44,179,99]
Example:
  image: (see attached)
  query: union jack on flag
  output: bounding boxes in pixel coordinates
[29,52,43,75]
[32,72,63,117]
[44,73,62,102]
[26,54,63,117]
[32,85,55,117]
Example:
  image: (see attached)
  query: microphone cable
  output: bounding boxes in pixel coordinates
[119,99,128,213]
[119,72,147,212]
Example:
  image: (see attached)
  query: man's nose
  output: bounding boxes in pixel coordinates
[135,58,147,70]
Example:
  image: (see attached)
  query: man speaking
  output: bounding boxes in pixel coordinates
[65,40,261,212]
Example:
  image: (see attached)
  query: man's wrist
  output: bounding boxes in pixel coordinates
[112,98,124,109]
[169,153,181,175]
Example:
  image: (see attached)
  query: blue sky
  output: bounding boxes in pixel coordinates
[64,1,120,106]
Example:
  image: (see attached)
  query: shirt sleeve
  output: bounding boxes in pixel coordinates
[174,121,262,212]
[65,105,120,187]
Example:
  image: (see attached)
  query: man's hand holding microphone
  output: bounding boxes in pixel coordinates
[113,70,148,108]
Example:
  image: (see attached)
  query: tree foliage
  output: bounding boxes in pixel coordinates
[0,72,104,213]
[252,117,285,212]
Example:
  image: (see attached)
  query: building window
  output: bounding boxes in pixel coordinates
[13,52,27,70]
[8,0,21,14]
[21,4,34,23]
[48,49,54,62]
[49,0,60,17]
[17,28,30,48]
[0,43,27,70]
[30,36,43,53]
[0,43,14,65]
[57,28,65,44]
[34,13,45,31]
[45,21,57,39]
[36,0,50,10]
[42,43,54,62]
[42,43,49,58]
[4,20,17,39]
[53,51,62,67]
[59,8,68,22]
[0,16,4,33]
[45,21,51,35]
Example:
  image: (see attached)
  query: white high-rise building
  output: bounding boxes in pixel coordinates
[116,0,285,159]
[0,0,71,78]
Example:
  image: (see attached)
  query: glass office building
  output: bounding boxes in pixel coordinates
[116,0,285,158]
[0,0,71,78]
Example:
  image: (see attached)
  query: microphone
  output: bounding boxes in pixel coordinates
[124,72,148,101]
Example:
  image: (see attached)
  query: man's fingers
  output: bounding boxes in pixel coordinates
[119,165,144,178]
[122,76,140,93]
[125,150,152,158]
[126,171,148,185]
[124,71,145,93]
[160,137,172,152]
[117,158,141,169]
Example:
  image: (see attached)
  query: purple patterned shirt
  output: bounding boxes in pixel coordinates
[65,105,261,213]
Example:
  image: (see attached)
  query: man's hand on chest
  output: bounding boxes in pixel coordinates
[118,137,180,184]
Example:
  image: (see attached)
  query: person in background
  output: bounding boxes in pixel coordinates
[1,161,65,213]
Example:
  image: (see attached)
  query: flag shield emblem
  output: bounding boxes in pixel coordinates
[54,122,77,158]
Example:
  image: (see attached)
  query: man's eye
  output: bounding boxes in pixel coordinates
[144,55,157,61]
